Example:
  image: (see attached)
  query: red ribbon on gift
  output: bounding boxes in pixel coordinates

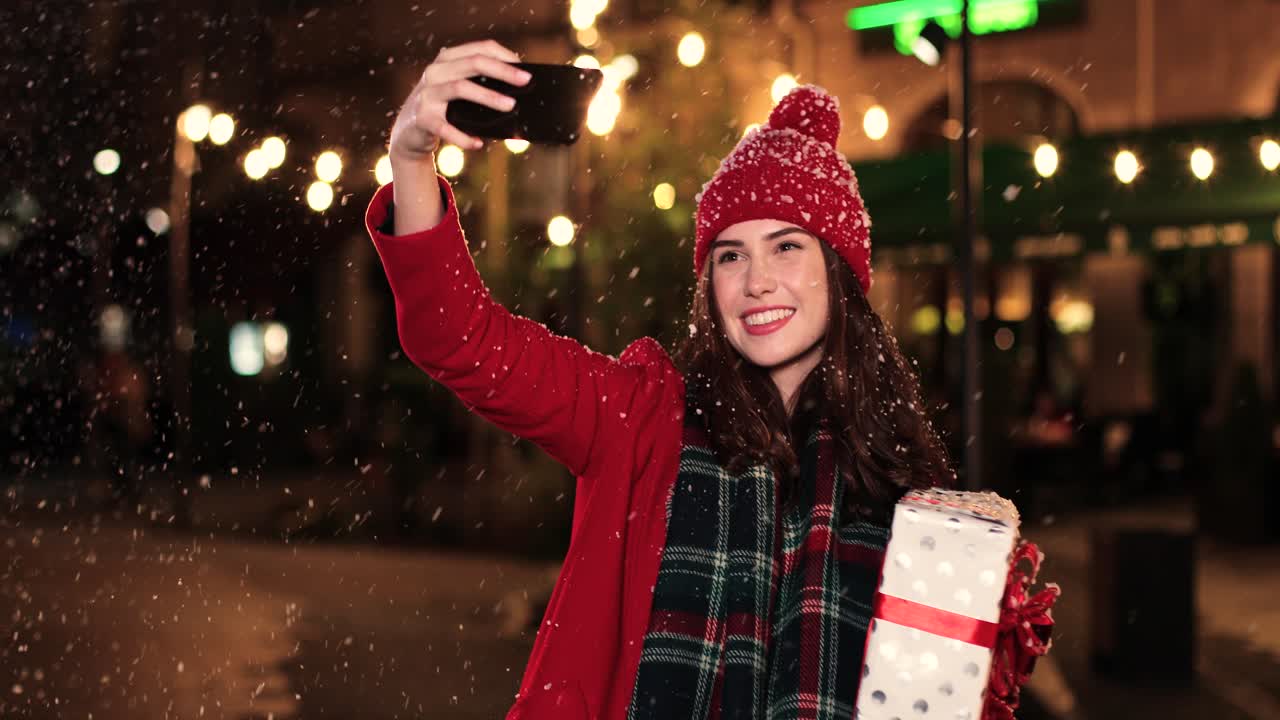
[982,540,1060,720]
[871,593,1000,648]
[868,540,1060,720]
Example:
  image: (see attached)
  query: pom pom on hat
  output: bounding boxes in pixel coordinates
[694,85,873,294]
[766,85,841,147]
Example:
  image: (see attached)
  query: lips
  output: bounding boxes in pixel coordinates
[740,305,794,321]
[742,308,795,336]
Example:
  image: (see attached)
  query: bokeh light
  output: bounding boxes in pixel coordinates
[181,104,212,142]
[315,151,343,183]
[771,73,798,103]
[374,154,393,185]
[306,181,334,211]
[1114,150,1140,184]
[230,322,264,376]
[145,208,171,235]
[576,26,600,48]
[1033,143,1059,178]
[93,149,121,176]
[677,32,706,67]
[99,304,129,351]
[244,149,269,179]
[863,105,889,141]
[436,145,465,177]
[263,322,289,366]
[261,136,287,168]
[1190,147,1214,180]
[653,182,676,210]
[587,89,621,136]
[610,54,639,81]
[208,113,235,145]
[994,327,1016,351]
[547,215,575,246]
[1260,139,1280,171]
[569,3,597,30]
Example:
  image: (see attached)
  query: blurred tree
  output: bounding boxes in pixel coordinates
[575,1,750,356]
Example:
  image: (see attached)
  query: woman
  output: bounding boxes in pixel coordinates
[370,40,953,720]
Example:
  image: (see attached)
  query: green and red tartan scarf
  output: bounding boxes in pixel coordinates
[628,403,890,719]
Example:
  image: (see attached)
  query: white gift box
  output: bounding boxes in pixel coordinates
[855,489,1021,720]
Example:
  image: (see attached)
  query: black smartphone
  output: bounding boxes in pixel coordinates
[445,62,604,145]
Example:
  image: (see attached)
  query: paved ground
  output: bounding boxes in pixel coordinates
[3,476,1279,719]
[1021,499,1280,720]
[0,505,546,719]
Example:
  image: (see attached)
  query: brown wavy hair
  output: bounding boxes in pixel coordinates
[674,240,955,523]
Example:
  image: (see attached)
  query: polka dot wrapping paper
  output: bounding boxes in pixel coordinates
[855,489,1022,720]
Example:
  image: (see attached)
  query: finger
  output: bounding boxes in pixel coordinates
[477,39,521,63]
[431,54,531,87]
[435,121,483,151]
[437,78,517,113]
[437,39,520,64]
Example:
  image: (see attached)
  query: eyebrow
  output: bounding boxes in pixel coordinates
[710,226,816,250]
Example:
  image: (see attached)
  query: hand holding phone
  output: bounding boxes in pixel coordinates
[389,40,533,158]
[446,63,603,145]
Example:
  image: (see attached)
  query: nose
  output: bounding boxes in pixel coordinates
[744,259,777,297]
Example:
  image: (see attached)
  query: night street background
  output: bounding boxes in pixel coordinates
[4,0,1280,718]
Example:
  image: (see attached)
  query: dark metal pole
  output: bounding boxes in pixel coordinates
[955,1,982,489]
[167,120,195,527]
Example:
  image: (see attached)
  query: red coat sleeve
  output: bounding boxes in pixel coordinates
[365,178,662,480]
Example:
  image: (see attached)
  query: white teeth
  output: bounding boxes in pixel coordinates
[744,308,795,326]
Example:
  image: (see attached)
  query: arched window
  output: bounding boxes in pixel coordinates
[903,80,1079,152]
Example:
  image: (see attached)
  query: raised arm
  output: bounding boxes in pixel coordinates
[371,41,675,478]
[369,179,672,478]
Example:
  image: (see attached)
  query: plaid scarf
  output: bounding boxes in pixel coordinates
[628,402,889,720]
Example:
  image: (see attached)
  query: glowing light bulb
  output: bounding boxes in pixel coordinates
[547,215,575,246]
[436,145,465,177]
[863,105,889,141]
[244,149,269,179]
[374,154,393,185]
[181,104,212,142]
[307,181,333,211]
[1114,150,1139,184]
[1033,143,1058,178]
[315,151,343,183]
[208,113,235,145]
[653,182,675,210]
[1190,147,1214,180]
[771,74,798,103]
[261,137,287,168]
[1260,139,1280,171]
[677,32,706,67]
[93,149,121,176]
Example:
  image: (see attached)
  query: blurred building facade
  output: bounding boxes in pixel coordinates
[2,0,1276,538]
[824,0,1279,523]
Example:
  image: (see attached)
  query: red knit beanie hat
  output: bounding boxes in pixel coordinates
[694,85,873,294]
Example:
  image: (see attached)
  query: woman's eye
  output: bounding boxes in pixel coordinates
[778,241,801,252]
[716,251,739,264]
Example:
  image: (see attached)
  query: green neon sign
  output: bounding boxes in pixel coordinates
[847,0,1042,55]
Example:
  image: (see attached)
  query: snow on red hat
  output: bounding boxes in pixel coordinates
[694,85,873,294]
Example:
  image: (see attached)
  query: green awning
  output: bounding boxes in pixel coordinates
[853,116,1280,263]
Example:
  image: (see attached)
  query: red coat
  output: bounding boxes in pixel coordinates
[366,179,687,720]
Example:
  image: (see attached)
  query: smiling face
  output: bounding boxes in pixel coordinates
[709,218,830,406]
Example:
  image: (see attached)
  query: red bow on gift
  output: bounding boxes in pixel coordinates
[982,540,1061,720]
